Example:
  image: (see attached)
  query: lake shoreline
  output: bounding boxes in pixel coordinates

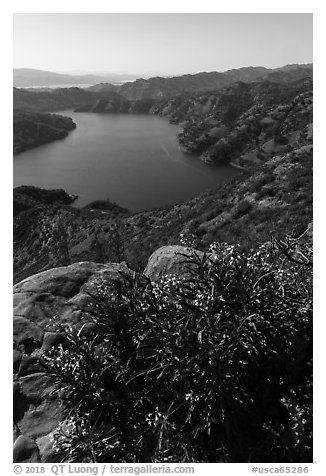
[14,111,240,213]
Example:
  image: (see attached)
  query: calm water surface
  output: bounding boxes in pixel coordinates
[13,112,240,212]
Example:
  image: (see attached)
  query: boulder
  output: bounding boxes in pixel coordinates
[13,261,131,329]
[13,317,44,352]
[13,261,132,462]
[18,354,44,377]
[144,245,205,282]
[41,332,67,352]
[13,434,40,462]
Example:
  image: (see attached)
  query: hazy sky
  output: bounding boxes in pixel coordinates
[13,13,312,76]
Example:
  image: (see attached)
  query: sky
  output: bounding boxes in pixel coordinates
[13,13,313,76]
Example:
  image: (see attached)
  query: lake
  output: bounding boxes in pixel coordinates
[13,112,240,212]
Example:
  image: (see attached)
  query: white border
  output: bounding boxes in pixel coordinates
[3,2,322,474]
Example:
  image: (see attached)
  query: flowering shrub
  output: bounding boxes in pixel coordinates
[41,235,312,463]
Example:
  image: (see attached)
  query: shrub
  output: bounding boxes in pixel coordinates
[41,235,312,463]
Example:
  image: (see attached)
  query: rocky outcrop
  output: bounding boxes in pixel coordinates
[13,434,40,462]
[13,261,132,462]
[144,245,207,282]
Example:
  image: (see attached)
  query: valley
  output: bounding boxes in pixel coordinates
[13,64,313,283]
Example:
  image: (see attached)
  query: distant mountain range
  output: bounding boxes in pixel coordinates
[13,64,313,112]
[14,64,312,92]
[87,64,313,100]
[13,68,138,88]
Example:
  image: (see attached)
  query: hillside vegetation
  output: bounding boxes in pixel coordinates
[13,186,77,215]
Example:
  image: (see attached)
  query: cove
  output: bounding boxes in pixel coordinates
[13,111,240,212]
